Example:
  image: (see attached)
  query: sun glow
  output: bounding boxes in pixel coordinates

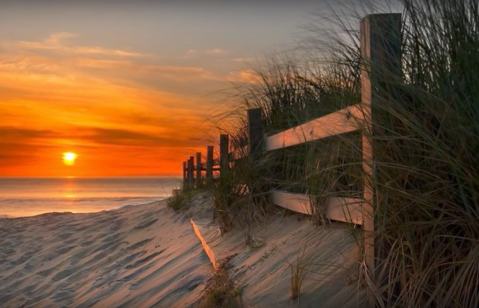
[62,152,77,166]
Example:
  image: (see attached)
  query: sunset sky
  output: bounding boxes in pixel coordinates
[0,0,346,177]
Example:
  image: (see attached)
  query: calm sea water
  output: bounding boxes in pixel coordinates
[0,177,181,217]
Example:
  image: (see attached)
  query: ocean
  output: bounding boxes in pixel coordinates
[0,177,181,218]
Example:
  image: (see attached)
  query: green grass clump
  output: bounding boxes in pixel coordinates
[210,138,272,235]
[198,256,244,308]
[166,187,191,211]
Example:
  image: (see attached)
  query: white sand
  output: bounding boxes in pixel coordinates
[0,198,212,308]
[194,208,368,307]
[0,192,367,308]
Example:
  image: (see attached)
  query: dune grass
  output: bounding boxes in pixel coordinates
[166,185,194,212]
[198,255,244,308]
[207,0,479,307]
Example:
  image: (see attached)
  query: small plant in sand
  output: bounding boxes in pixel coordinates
[280,239,315,302]
[166,186,191,211]
[245,232,265,250]
[258,246,277,263]
[198,255,244,308]
[210,134,271,235]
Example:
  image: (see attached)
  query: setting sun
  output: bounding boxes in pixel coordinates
[62,152,77,166]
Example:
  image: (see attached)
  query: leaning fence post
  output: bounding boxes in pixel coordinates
[247,108,264,159]
[188,156,195,189]
[360,13,402,302]
[219,134,229,181]
[196,152,202,188]
[206,146,214,186]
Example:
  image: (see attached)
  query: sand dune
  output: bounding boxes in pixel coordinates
[1,192,366,308]
[194,212,367,308]
[0,199,211,308]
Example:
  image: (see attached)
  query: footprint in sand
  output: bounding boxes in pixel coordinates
[52,266,81,281]
[119,251,146,267]
[54,245,76,256]
[90,237,125,255]
[125,238,154,251]
[125,249,166,269]
[37,266,57,278]
[80,239,96,247]
[133,219,158,230]
[57,232,74,240]
[117,262,155,283]
[101,234,121,243]
[51,289,75,303]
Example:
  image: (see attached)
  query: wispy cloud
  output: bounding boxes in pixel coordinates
[206,48,228,54]
[233,56,256,62]
[226,69,262,83]
[184,48,229,58]
[1,32,147,58]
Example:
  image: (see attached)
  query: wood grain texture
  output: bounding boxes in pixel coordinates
[190,219,218,270]
[270,190,364,225]
[206,146,214,186]
[196,152,202,188]
[265,104,365,151]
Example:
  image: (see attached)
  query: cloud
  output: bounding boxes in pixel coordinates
[183,48,229,58]
[71,57,228,82]
[226,69,262,83]
[44,32,77,44]
[0,126,53,141]
[0,124,204,168]
[2,32,146,58]
[77,127,203,147]
[206,48,228,54]
[233,57,256,62]
[141,65,224,81]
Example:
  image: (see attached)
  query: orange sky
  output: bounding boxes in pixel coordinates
[0,31,251,176]
[0,1,325,177]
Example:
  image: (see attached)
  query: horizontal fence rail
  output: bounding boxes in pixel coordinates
[266,104,367,151]
[270,190,364,225]
[183,103,369,226]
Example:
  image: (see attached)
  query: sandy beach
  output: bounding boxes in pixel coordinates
[0,192,366,308]
[0,197,211,308]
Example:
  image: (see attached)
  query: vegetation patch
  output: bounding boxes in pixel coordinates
[207,0,479,306]
[198,254,243,308]
[167,187,193,211]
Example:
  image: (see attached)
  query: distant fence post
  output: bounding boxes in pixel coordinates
[183,161,187,189]
[196,152,202,188]
[360,13,402,301]
[247,108,264,159]
[206,145,214,186]
[220,134,229,180]
[188,156,194,189]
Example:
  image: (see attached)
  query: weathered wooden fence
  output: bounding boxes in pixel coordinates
[181,13,401,285]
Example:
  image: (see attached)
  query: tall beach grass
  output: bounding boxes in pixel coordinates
[209,0,479,307]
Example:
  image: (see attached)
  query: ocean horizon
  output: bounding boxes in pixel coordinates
[0,176,181,218]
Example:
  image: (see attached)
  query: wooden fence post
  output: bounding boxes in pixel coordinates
[183,161,187,189]
[206,146,214,187]
[360,13,402,302]
[185,158,190,190]
[247,108,264,159]
[220,134,229,180]
[188,156,194,189]
[196,152,202,188]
